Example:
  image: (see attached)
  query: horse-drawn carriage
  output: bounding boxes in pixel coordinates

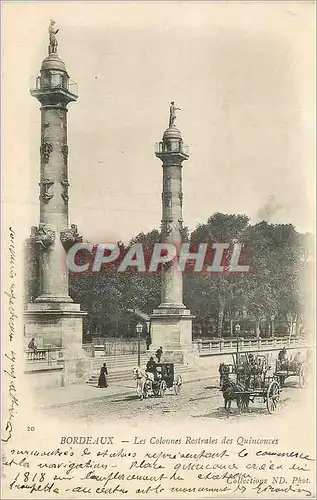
[274,351,308,388]
[133,363,182,400]
[219,352,281,414]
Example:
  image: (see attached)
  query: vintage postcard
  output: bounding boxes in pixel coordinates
[1,1,316,499]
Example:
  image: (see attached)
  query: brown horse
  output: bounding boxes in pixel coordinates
[218,363,230,389]
[221,376,249,413]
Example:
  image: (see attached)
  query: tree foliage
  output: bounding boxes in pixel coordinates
[25,213,309,338]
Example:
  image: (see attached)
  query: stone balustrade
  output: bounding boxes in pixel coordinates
[194,336,305,355]
[81,335,307,359]
[24,347,63,365]
[25,337,307,365]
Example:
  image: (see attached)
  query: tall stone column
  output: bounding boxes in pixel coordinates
[36,73,73,301]
[24,22,91,384]
[150,103,194,364]
[160,139,184,308]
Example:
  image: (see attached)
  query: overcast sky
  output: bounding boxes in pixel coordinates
[3,1,315,244]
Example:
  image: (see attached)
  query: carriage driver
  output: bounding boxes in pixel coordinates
[145,356,157,381]
[278,347,287,362]
[277,347,288,370]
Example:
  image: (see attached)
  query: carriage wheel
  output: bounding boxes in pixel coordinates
[153,383,160,397]
[159,380,167,397]
[266,380,280,414]
[299,365,308,388]
[174,375,182,395]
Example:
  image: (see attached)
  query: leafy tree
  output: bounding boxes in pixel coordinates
[130,229,161,245]
[242,222,306,336]
[63,214,310,339]
[188,213,250,335]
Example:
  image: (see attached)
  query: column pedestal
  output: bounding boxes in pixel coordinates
[24,301,92,385]
[150,307,195,364]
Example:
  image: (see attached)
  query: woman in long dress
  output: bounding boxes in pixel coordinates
[98,363,108,388]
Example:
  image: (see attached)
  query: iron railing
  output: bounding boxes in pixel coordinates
[155,141,189,156]
[83,340,147,357]
[30,76,78,96]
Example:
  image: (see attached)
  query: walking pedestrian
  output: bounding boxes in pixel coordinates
[155,346,163,363]
[98,363,108,388]
[146,334,151,351]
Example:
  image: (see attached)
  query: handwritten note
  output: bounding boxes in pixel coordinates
[2,227,18,444]
[2,433,315,498]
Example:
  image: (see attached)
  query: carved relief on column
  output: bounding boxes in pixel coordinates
[62,145,68,164]
[61,175,70,203]
[160,218,175,269]
[179,192,183,208]
[60,224,83,249]
[175,217,184,241]
[40,142,53,164]
[161,218,173,237]
[29,223,56,250]
[42,121,50,131]
[163,171,172,190]
[179,219,188,242]
[39,178,54,203]
[162,191,172,208]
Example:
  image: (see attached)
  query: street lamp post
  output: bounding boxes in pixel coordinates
[136,323,143,367]
[270,315,275,336]
[235,323,241,355]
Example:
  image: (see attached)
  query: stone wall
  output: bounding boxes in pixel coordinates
[25,366,64,390]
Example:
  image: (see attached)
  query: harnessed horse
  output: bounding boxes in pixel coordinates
[221,375,250,413]
[132,367,153,399]
[219,363,230,389]
[133,367,148,400]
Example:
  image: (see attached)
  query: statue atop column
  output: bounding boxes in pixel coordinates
[48,19,59,55]
[169,101,181,128]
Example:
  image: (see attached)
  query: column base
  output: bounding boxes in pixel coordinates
[34,294,74,303]
[158,302,186,310]
[150,307,194,365]
[62,357,93,386]
[24,301,92,385]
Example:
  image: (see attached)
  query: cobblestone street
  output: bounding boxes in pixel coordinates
[42,376,309,425]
